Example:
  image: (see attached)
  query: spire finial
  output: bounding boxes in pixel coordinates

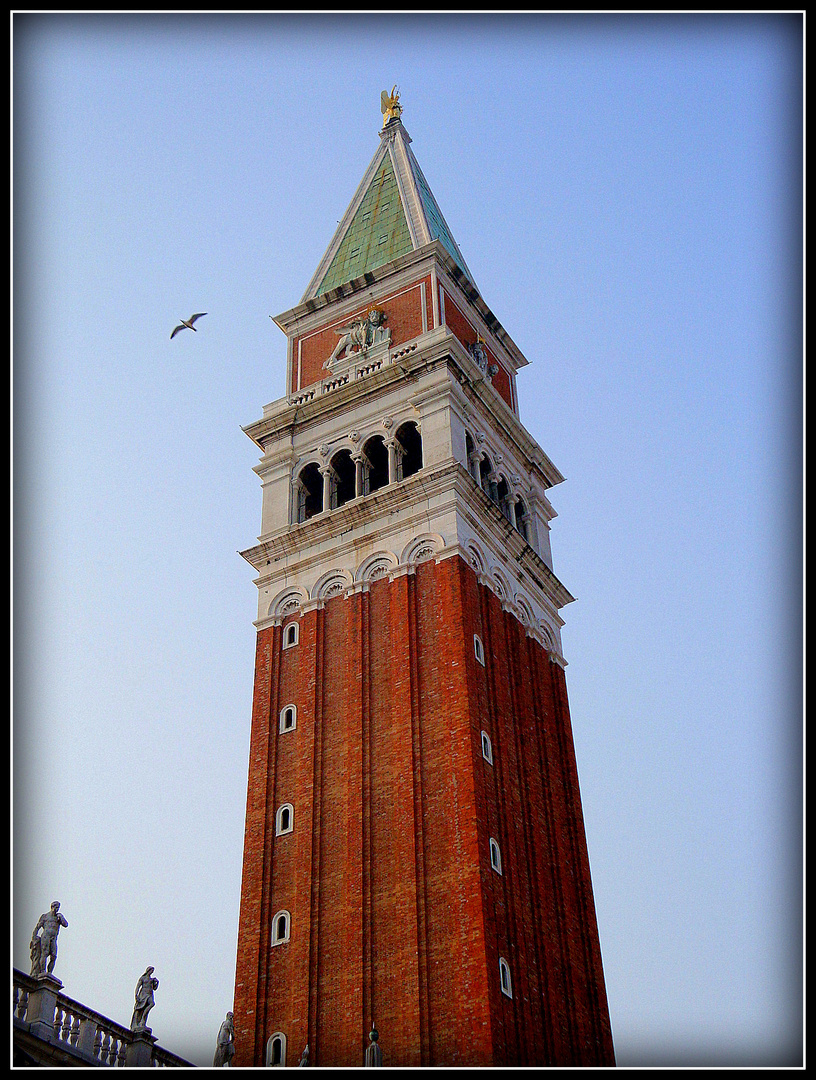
[380,86,402,126]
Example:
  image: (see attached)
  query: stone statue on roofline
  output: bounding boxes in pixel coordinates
[29,900,68,978]
[213,1011,236,1067]
[131,966,159,1032]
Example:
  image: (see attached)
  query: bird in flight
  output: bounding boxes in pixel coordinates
[170,312,207,339]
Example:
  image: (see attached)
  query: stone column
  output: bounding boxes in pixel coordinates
[385,439,397,486]
[468,451,481,482]
[319,465,333,512]
[353,453,364,500]
[293,478,304,525]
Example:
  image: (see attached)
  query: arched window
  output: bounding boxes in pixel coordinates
[271,910,291,946]
[362,435,389,495]
[275,803,294,835]
[474,634,485,667]
[489,837,502,875]
[329,449,356,508]
[296,462,323,523]
[395,422,422,481]
[279,705,297,733]
[465,432,478,479]
[478,455,498,503]
[499,957,513,998]
[481,731,493,764]
[496,475,512,521]
[282,621,299,650]
[266,1032,287,1067]
[514,497,529,541]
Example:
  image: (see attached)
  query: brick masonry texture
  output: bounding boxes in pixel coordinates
[232,555,615,1067]
[293,275,431,394]
[440,286,515,413]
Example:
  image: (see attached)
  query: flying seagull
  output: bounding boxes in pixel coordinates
[170,312,207,339]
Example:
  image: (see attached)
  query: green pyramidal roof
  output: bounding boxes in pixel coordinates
[316,154,414,296]
[302,117,474,302]
[407,151,471,277]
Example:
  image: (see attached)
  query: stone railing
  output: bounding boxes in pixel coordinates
[287,336,417,407]
[13,969,193,1067]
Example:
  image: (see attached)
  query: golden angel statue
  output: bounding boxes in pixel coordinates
[381,86,402,125]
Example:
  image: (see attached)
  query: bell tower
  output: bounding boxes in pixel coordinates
[232,94,615,1068]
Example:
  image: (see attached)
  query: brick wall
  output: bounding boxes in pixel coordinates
[232,556,614,1067]
[292,276,431,394]
[440,287,516,413]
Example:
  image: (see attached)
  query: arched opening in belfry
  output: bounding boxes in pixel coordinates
[479,454,497,503]
[362,435,389,494]
[465,431,477,479]
[396,421,422,481]
[330,449,356,508]
[496,475,512,521]
[514,497,529,540]
[297,462,323,522]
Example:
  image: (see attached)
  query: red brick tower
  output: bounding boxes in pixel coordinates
[232,95,615,1068]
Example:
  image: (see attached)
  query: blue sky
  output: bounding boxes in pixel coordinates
[13,13,802,1067]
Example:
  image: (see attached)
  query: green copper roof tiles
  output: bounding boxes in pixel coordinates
[317,153,414,296]
[408,152,471,279]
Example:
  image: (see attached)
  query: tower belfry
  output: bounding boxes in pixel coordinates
[232,94,615,1068]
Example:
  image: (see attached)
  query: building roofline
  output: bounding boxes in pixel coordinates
[273,240,530,372]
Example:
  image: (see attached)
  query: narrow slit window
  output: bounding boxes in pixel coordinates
[489,837,502,875]
[481,731,493,764]
[266,1033,287,1067]
[282,622,299,649]
[474,634,485,667]
[499,957,512,998]
[271,910,291,946]
[276,803,294,835]
[279,705,297,733]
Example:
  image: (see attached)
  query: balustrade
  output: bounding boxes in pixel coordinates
[13,968,192,1067]
[287,335,428,408]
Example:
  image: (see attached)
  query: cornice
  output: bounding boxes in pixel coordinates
[432,248,528,371]
[278,250,441,343]
[444,334,564,490]
[242,325,451,449]
[243,328,563,496]
[252,540,568,667]
[274,240,528,373]
[239,459,574,620]
[240,458,458,572]
[282,244,437,334]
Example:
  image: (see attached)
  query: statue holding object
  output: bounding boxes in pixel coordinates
[131,966,159,1032]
